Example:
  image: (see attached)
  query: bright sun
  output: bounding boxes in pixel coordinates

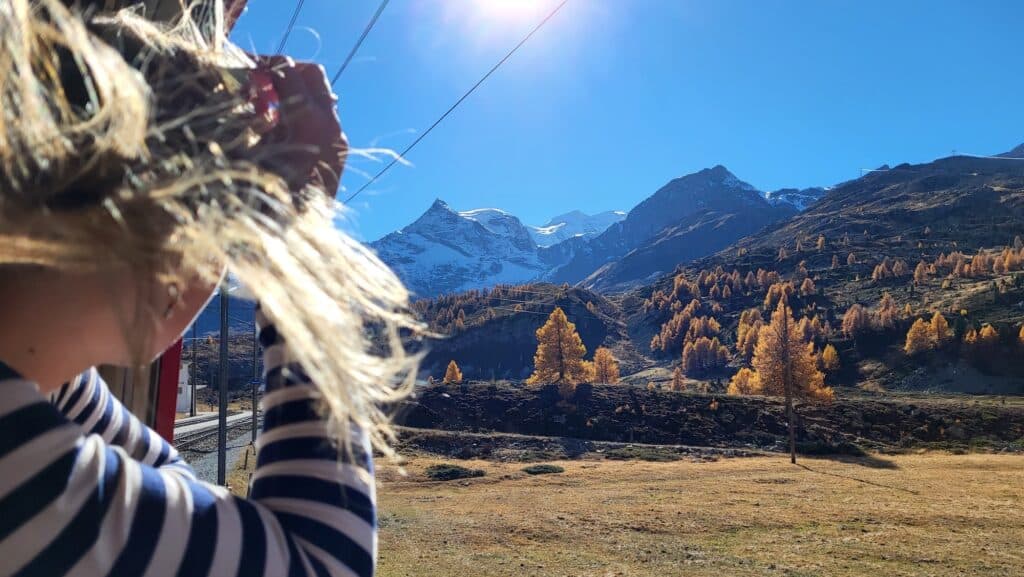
[470,0,552,22]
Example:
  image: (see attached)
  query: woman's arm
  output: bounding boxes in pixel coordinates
[1,307,377,576]
[49,368,196,480]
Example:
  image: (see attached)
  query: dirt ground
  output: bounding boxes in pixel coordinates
[374,452,1024,577]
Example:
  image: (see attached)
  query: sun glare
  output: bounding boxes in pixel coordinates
[470,0,552,23]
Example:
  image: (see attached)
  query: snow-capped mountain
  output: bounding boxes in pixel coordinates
[763,187,828,211]
[527,210,626,247]
[370,166,811,296]
[370,200,551,297]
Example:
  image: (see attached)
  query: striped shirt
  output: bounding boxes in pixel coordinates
[0,307,377,576]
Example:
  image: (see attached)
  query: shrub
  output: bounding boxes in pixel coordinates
[522,464,565,475]
[425,464,485,481]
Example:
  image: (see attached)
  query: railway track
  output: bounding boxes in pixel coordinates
[174,412,260,450]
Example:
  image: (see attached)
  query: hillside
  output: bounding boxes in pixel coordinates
[407,147,1024,394]
[412,283,641,381]
[548,166,796,288]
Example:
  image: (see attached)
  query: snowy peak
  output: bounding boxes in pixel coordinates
[764,187,828,211]
[371,200,548,297]
[528,209,626,247]
[458,207,536,251]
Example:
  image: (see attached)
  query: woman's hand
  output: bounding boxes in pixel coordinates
[249,56,348,198]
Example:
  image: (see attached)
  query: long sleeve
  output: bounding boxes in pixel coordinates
[0,308,377,576]
[49,368,196,481]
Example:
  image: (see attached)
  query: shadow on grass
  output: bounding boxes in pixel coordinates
[795,458,920,496]
[806,452,900,470]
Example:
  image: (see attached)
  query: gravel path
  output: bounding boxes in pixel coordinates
[180,425,256,485]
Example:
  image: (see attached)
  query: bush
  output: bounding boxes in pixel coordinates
[425,464,485,481]
[603,446,680,462]
[522,464,565,475]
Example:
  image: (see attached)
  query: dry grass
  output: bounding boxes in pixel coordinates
[376,453,1024,577]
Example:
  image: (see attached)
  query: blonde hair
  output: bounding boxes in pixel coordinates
[0,0,423,456]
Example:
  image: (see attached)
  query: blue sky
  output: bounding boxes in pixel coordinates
[231,0,1024,241]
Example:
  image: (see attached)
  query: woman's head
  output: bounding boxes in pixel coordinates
[0,0,423,455]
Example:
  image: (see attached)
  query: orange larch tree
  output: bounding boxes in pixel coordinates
[592,346,620,384]
[443,360,464,384]
[751,300,833,464]
[526,307,588,395]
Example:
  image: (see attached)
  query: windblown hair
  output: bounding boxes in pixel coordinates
[0,0,423,456]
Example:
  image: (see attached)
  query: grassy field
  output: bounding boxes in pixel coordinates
[374,452,1024,577]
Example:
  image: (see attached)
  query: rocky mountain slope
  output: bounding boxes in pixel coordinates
[763,187,828,211]
[553,166,796,291]
[410,145,1024,392]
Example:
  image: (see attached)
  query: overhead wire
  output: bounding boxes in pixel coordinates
[275,0,308,54]
[331,0,391,87]
[344,0,570,204]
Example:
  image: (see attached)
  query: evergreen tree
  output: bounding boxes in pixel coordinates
[727,367,760,395]
[931,312,952,347]
[527,307,589,389]
[876,292,899,330]
[842,304,871,338]
[443,360,463,384]
[914,261,930,284]
[751,301,833,463]
[904,319,932,356]
[670,366,687,392]
[978,324,1000,354]
[800,277,816,296]
[820,344,840,372]
[593,347,620,384]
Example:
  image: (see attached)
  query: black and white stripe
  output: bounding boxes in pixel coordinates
[0,311,377,576]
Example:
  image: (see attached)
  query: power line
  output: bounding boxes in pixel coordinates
[492,306,558,317]
[331,0,391,87]
[275,0,307,54]
[344,0,570,205]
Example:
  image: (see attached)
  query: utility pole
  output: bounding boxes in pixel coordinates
[190,322,197,417]
[252,313,259,443]
[217,282,229,486]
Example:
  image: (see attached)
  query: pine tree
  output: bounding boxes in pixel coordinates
[904,319,932,356]
[670,366,687,392]
[682,336,730,376]
[727,367,760,395]
[876,292,899,330]
[962,328,979,359]
[443,360,463,384]
[978,324,1000,354]
[800,277,816,296]
[820,344,840,372]
[931,312,952,347]
[842,304,871,338]
[526,308,589,390]
[751,301,833,463]
[593,347,620,384]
